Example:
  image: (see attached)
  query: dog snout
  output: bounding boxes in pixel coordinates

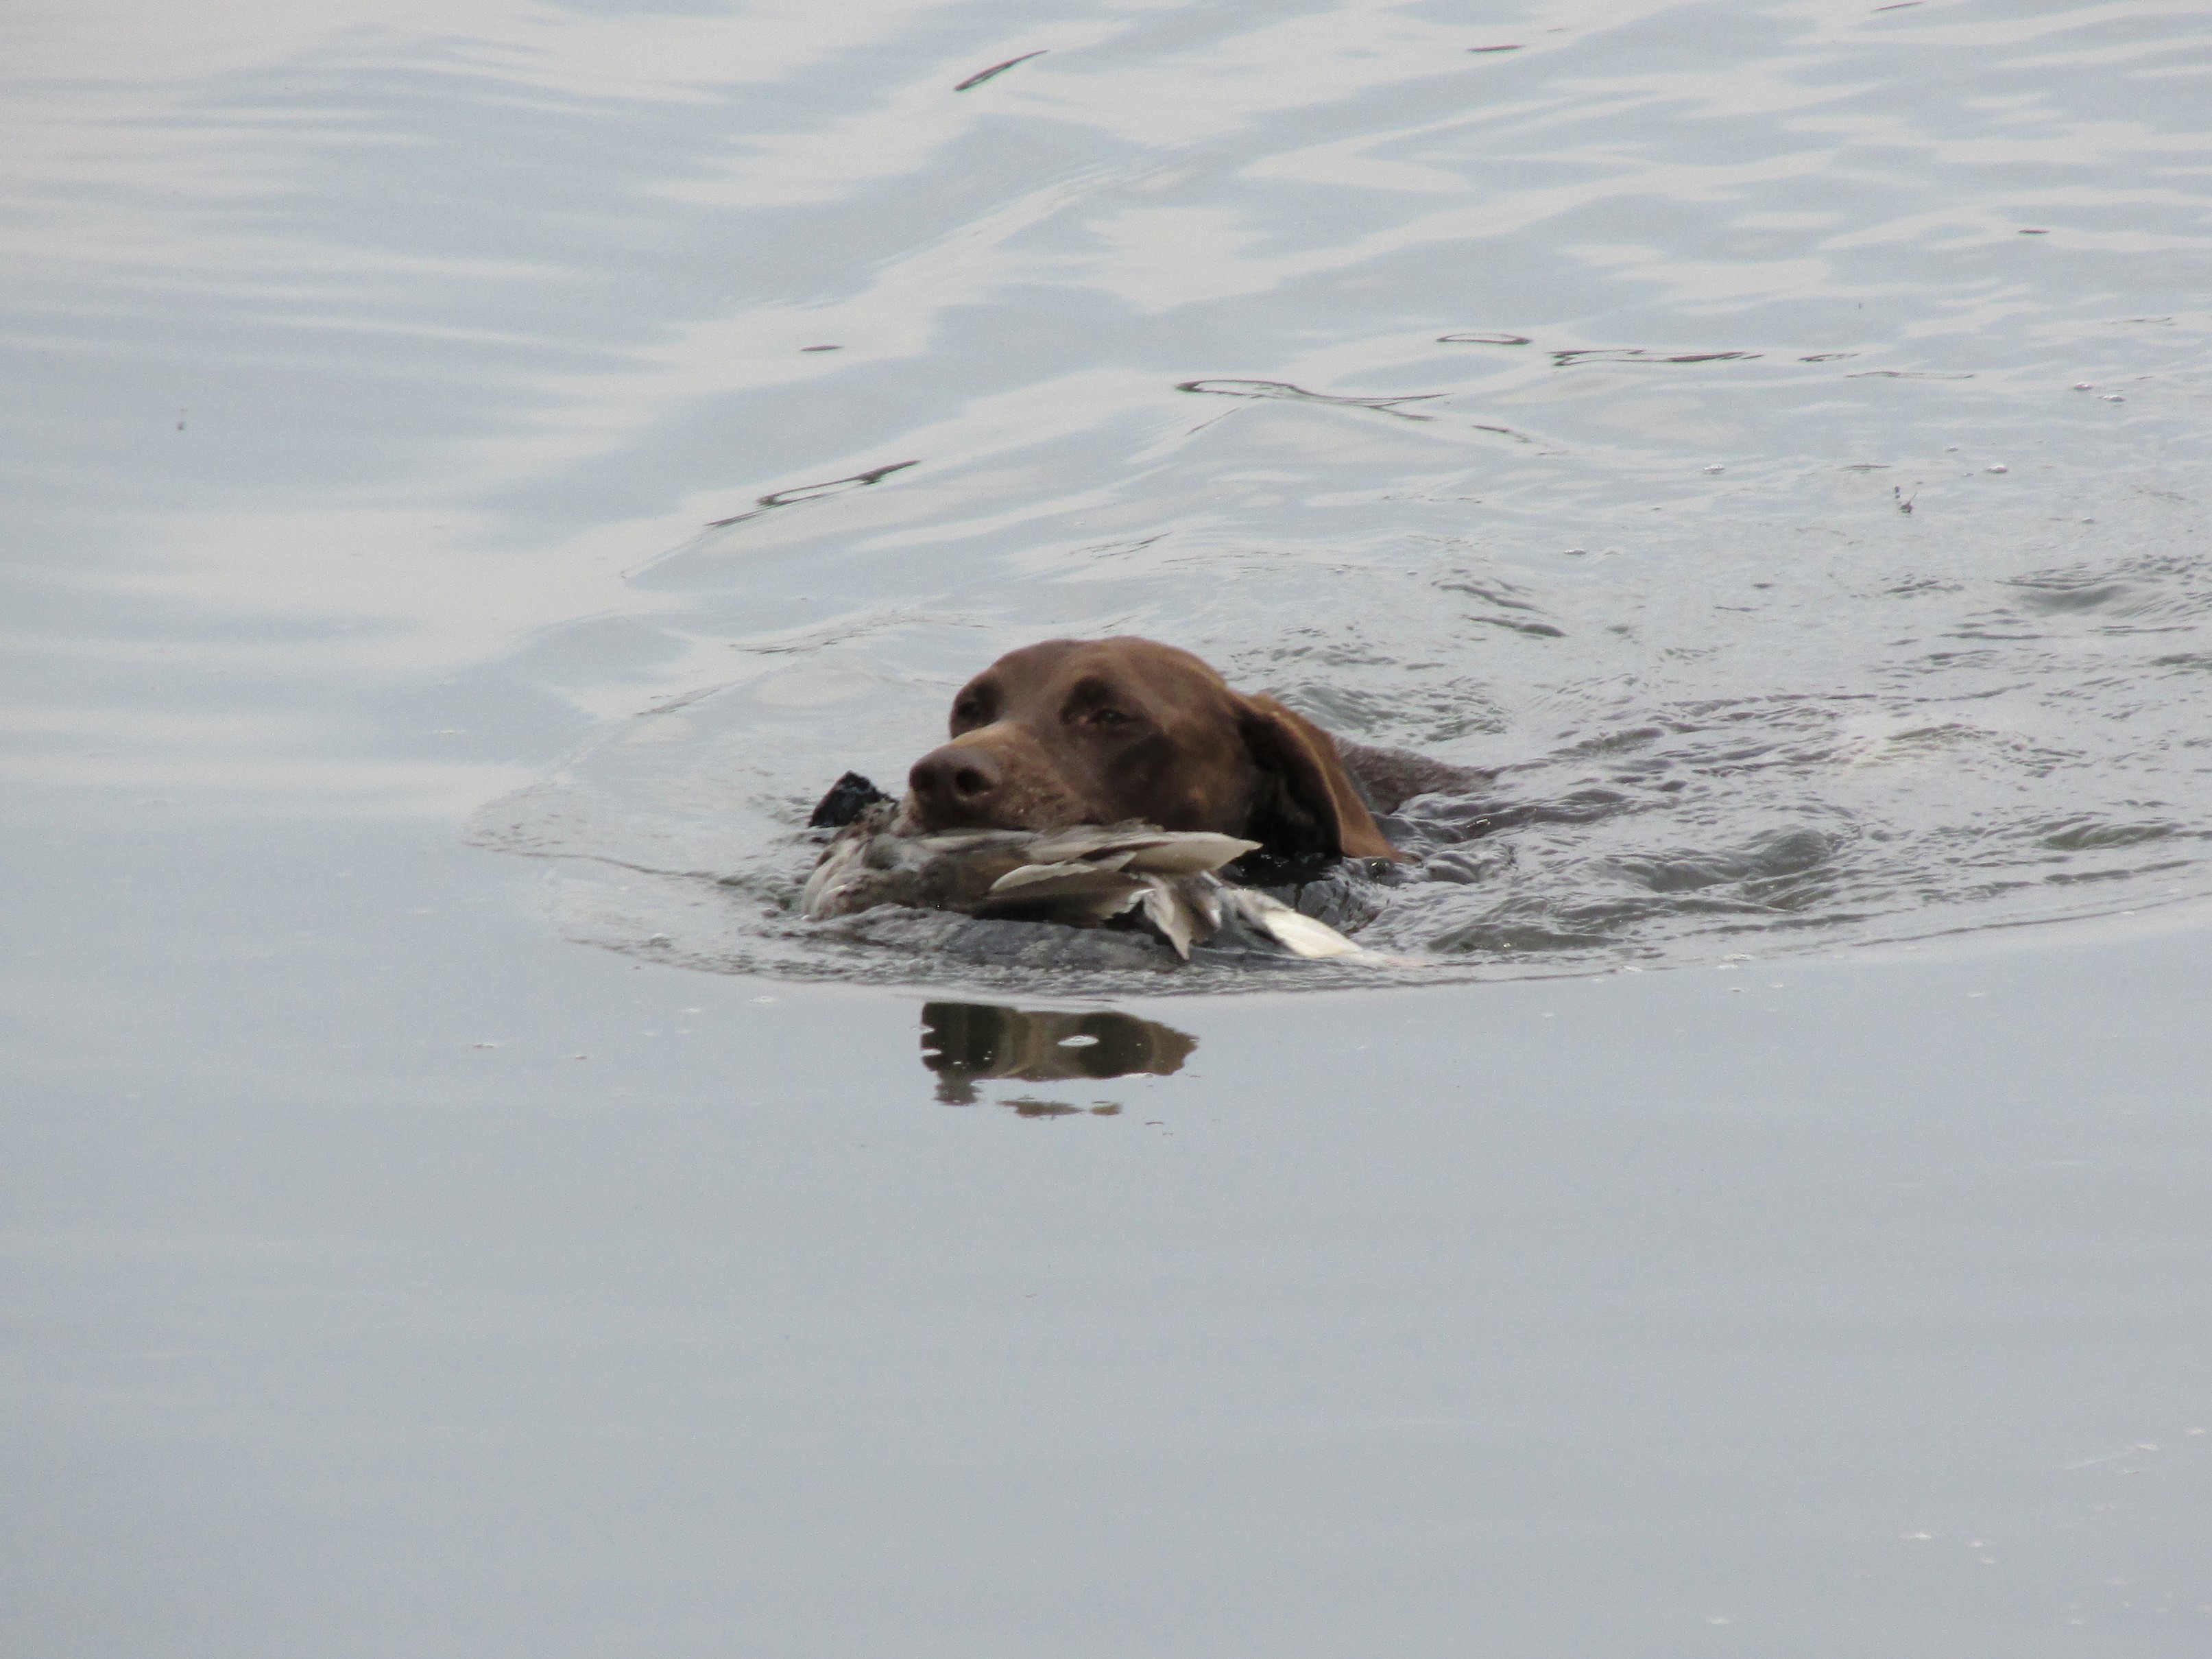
[909,741,1004,820]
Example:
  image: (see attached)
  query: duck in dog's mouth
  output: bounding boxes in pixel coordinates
[797,637,1489,961]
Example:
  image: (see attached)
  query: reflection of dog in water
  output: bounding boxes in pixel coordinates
[920,1001,1194,1106]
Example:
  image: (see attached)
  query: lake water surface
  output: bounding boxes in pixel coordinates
[5,2,2210,1654]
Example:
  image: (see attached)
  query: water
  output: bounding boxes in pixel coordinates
[7,3,2212,1654]
[442,0,2212,989]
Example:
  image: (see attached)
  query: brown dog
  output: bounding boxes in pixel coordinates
[904,638,1460,864]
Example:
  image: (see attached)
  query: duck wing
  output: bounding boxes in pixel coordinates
[1020,824,1258,875]
[1121,833,1261,876]
[1215,887,1365,959]
[976,828,1262,952]
[985,849,1139,894]
[1135,875,1229,961]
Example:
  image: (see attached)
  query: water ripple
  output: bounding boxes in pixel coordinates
[8,0,2208,985]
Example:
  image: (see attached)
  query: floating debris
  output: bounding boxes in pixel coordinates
[1177,378,1443,420]
[1552,348,1760,366]
[707,459,918,527]
[954,49,1047,91]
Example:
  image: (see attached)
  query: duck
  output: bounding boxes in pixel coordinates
[800,787,1366,962]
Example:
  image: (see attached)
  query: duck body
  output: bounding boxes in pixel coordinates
[800,800,1364,962]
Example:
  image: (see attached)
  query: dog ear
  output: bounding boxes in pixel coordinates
[1237,695,1407,862]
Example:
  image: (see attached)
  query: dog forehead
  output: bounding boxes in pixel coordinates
[984,637,1231,703]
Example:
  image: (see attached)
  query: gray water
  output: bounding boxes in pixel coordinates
[451,0,2211,989]
[5,2,2211,1654]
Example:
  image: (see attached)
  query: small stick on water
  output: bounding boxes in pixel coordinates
[954,49,1046,91]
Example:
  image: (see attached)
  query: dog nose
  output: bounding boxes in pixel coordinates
[909,743,1002,815]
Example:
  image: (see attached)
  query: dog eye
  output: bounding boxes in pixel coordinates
[1087,708,1129,728]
